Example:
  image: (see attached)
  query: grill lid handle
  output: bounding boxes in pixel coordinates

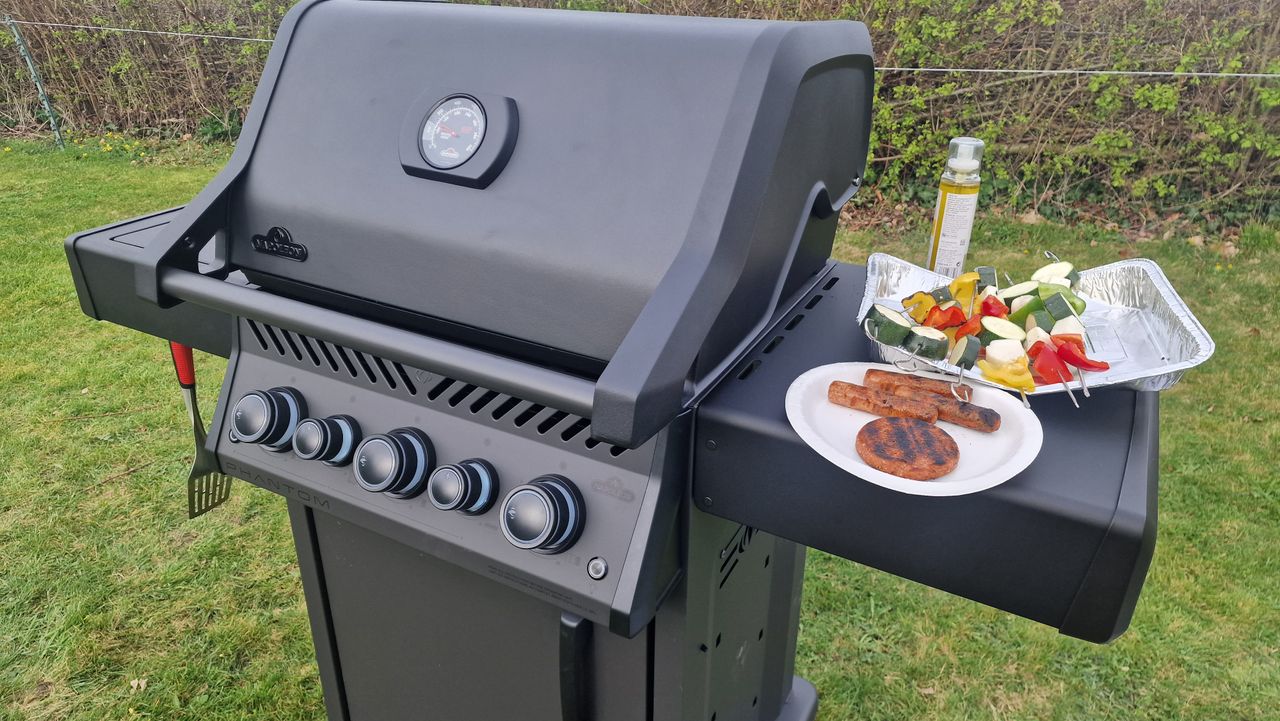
[158,268,597,419]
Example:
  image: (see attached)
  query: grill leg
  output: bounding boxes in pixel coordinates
[652,507,817,721]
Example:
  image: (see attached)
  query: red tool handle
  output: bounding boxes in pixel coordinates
[169,341,196,389]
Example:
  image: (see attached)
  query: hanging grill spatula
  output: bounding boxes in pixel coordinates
[169,341,232,518]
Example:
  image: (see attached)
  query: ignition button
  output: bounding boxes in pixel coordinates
[587,557,608,580]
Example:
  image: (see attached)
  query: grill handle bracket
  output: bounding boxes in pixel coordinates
[158,268,597,418]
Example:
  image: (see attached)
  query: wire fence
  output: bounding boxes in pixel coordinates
[8,18,1280,79]
[3,6,1277,217]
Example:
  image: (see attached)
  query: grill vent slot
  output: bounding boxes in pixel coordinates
[428,378,455,401]
[513,403,544,427]
[733,275,838,385]
[296,334,323,368]
[279,329,305,362]
[491,396,521,420]
[333,345,360,379]
[470,390,500,414]
[243,321,629,456]
[352,351,378,383]
[449,384,478,408]
[261,324,287,357]
[537,410,569,435]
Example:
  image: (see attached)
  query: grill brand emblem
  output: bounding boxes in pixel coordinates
[591,477,636,503]
[251,226,308,262]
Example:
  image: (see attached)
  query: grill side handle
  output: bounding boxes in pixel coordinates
[158,268,597,418]
[592,22,874,448]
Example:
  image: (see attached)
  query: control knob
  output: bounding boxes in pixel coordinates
[352,428,435,498]
[500,475,584,554]
[293,415,362,466]
[428,459,499,515]
[229,387,307,452]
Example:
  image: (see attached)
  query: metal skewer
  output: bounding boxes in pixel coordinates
[1075,365,1091,397]
[1059,374,1079,408]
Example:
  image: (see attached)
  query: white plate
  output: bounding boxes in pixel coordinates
[785,362,1043,497]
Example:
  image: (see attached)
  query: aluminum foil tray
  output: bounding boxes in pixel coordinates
[856,253,1215,395]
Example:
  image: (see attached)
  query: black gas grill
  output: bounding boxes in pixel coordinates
[65,2,1159,719]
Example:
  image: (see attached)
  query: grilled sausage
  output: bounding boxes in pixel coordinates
[828,381,938,424]
[863,368,973,403]
[884,385,1001,433]
[856,417,959,480]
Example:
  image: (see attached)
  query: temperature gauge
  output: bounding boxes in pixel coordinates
[421,96,486,169]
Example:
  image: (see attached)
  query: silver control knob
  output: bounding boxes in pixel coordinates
[352,428,435,498]
[292,415,361,466]
[229,387,307,452]
[499,475,584,554]
[428,459,499,515]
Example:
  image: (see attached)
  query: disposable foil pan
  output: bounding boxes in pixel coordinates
[856,253,1215,395]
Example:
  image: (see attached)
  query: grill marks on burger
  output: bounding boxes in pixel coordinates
[856,417,959,480]
[827,371,1004,481]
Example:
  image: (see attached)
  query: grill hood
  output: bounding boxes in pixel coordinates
[132,0,873,446]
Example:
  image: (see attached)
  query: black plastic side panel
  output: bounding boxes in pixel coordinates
[64,209,234,356]
[1059,391,1160,642]
[692,263,1160,643]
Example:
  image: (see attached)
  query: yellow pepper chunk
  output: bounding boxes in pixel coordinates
[901,290,936,324]
[977,357,1037,393]
[948,272,981,317]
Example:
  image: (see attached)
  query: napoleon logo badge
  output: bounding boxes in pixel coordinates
[251,226,308,262]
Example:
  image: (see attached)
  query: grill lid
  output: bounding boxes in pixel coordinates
[138,0,874,447]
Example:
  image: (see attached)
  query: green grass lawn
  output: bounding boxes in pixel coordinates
[1,140,1276,721]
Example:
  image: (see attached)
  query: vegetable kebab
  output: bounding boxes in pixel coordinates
[862,259,1114,396]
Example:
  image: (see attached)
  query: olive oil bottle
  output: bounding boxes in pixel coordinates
[925,137,985,278]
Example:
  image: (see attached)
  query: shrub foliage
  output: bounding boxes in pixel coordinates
[2,0,1276,220]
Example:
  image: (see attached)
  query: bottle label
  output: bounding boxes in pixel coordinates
[928,191,979,278]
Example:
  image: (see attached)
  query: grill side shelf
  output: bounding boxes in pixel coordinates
[64,208,235,356]
[691,261,1160,643]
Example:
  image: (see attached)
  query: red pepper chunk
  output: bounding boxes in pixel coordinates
[980,295,1009,318]
[1050,334,1086,353]
[1057,341,1110,372]
[1032,342,1074,385]
[924,304,967,330]
[955,314,983,340]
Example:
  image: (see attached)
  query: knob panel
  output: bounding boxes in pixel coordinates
[353,428,435,498]
[500,475,584,554]
[230,387,307,452]
[293,415,362,466]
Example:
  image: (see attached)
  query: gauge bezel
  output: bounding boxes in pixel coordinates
[398,89,519,189]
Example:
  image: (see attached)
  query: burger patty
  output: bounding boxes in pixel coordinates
[855,417,959,481]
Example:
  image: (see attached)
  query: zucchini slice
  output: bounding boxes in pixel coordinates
[976,266,999,289]
[863,304,913,346]
[1042,292,1075,321]
[1025,310,1054,332]
[1007,295,1044,325]
[997,281,1040,302]
[978,316,1027,345]
[929,286,954,304]
[948,335,981,369]
[985,339,1027,366]
[977,285,1000,303]
[904,326,950,360]
[1031,261,1074,283]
